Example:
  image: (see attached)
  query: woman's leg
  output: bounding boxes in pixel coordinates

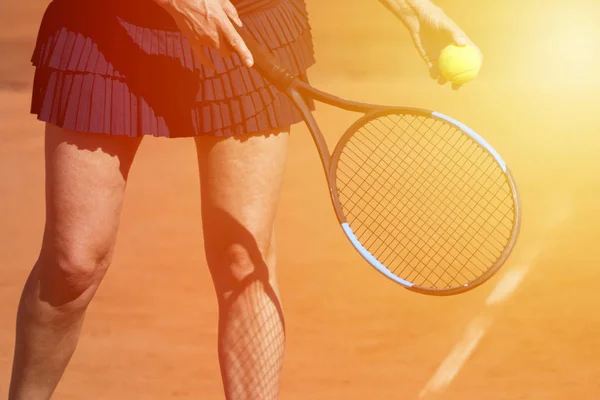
[195,130,290,400]
[9,124,142,400]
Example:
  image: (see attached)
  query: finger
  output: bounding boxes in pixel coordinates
[221,18,254,67]
[429,62,441,80]
[439,19,468,46]
[448,26,483,62]
[217,31,235,58]
[179,28,217,71]
[429,67,439,80]
[190,20,221,51]
[192,45,216,71]
[410,32,433,70]
[437,75,447,85]
[222,0,243,27]
[451,82,462,91]
[451,32,468,46]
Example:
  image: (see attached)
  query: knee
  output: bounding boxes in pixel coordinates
[223,242,269,281]
[208,241,276,296]
[38,243,113,307]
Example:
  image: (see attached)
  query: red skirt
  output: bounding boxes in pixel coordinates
[30,0,315,138]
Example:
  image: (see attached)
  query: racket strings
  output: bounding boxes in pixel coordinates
[335,113,516,290]
[350,120,508,286]
[343,119,485,285]
[370,126,510,286]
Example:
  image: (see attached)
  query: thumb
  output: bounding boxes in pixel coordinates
[452,32,468,46]
[439,17,469,46]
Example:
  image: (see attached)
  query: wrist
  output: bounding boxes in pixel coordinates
[379,0,413,22]
[405,0,443,18]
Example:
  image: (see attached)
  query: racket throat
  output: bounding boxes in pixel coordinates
[289,90,332,173]
[288,90,347,223]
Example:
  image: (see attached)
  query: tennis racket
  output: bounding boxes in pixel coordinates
[237,30,521,296]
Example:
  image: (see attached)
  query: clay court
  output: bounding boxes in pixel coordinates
[1,0,599,398]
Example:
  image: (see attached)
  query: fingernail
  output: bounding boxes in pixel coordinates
[236,17,243,27]
[246,57,254,67]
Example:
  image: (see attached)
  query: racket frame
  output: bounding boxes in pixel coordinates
[237,28,522,296]
[329,108,522,295]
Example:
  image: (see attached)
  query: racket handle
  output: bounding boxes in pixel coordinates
[234,25,296,90]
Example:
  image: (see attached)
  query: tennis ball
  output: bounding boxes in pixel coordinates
[437,44,482,85]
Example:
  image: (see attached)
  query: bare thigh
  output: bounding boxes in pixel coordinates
[39,124,142,306]
[195,131,289,298]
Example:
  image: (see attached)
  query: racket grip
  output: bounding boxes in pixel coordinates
[234,26,296,90]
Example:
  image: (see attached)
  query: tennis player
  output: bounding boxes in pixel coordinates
[8,0,480,399]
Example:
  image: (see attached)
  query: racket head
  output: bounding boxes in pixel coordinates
[330,108,521,296]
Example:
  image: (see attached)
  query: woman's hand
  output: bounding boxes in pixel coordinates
[156,0,254,70]
[382,0,482,89]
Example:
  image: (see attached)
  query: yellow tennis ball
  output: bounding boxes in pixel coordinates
[437,44,482,85]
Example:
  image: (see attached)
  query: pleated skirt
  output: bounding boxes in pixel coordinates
[30,0,315,138]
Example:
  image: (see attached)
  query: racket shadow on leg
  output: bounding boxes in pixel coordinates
[202,208,286,400]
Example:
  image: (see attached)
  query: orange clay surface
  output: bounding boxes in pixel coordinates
[1,0,600,399]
